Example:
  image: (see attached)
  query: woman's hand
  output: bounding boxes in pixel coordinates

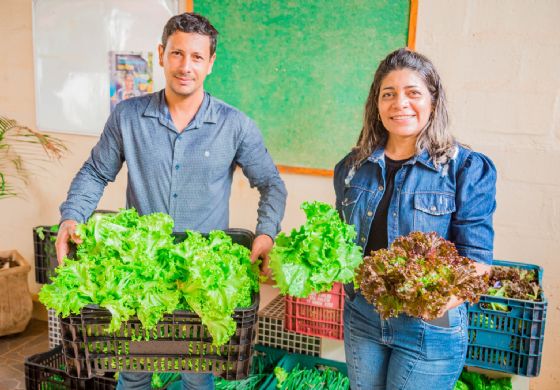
[428,262,492,319]
[439,295,464,317]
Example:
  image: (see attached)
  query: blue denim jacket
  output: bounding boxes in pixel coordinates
[334,145,496,265]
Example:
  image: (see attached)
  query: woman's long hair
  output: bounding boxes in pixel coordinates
[351,48,455,167]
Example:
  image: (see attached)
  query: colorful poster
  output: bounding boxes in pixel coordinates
[109,51,153,111]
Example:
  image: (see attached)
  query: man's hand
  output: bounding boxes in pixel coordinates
[55,220,82,265]
[250,234,274,283]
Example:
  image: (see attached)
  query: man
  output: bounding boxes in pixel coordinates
[117,71,142,101]
[56,12,287,389]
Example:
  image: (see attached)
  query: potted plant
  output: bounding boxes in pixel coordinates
[0,115,66,336]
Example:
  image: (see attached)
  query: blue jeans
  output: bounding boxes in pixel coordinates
[116,372,214,390]
[344,293,467,390]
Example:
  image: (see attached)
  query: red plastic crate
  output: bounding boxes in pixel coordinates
[284,282,344,340]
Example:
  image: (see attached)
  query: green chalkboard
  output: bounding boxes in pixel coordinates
[195,0,411,171]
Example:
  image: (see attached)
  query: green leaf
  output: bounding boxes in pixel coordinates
[269,201,363,297]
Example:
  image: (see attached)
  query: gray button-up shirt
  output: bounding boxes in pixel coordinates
[60,90,287,237]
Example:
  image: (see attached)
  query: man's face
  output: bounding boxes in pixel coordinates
[158,32,215,99]
[124,74,135,91]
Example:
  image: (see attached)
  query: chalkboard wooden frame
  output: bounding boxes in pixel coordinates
[189,0,418,177]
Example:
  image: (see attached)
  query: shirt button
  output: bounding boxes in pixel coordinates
[392,212,397,217]
[367,211,373,217]
[378,186,384,191]
[173,193,178,198]
[175,164,180,170]
[430,206,437,212]
[360,237,366,243]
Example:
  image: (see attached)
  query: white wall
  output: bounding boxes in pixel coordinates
[416,1,560,388]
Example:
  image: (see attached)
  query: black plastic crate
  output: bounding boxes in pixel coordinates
[25,346,118,389]
[60,293,259,380]
[466,259,547,376]
[33,210,116,284]
[33,225,59,284]
[25,345,92,390]
[59,228,259,380]
[92,373,117,390]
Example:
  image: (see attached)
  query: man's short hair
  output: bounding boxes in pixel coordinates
[161,13,219,55]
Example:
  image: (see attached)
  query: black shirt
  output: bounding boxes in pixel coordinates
[364,155,409,256]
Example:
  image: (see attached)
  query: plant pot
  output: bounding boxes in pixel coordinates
[0,249,33,336]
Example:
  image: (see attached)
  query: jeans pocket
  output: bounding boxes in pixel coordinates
[421,305,468,360]
[421,305,464,332]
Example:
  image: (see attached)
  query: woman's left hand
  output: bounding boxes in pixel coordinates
[421,296,464,320]
[438,295,464,318]
[436,263,491,317]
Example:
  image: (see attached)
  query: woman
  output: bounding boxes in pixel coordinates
[334,48,496,389]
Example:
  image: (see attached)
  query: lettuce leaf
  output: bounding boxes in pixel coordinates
[269,201,363,297]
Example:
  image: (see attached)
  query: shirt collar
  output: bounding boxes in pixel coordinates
[414,149,439,171]
[143,90,217,130]
[366,145,438,172]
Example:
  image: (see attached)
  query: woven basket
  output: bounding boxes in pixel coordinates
[0,250,33,336]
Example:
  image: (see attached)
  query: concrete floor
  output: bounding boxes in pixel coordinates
[0,319,49,390]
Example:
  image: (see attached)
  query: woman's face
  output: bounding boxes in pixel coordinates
[377,69,432,143]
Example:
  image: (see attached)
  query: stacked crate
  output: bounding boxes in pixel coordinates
[257,295,322,356]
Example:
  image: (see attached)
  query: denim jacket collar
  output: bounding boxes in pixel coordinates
[366,145,439,172]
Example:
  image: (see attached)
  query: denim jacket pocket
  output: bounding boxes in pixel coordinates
[341,187,363,224]
[413,192,456,236]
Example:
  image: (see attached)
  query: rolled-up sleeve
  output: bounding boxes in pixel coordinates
[60,107,125,223]
[235,116,287,238]
[452,152,497,264]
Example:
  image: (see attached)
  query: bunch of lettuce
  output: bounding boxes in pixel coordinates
[269,201,362,298]
[454,370,512,390]
[171,230,260,345]
[274,364,350,390]
[356,231,488,320]
[485,265,542,311]
[39,208,259,346]
[487,266,541,301]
